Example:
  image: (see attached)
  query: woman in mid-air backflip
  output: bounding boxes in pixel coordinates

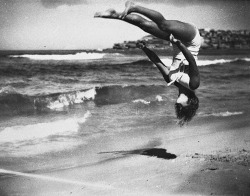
[95,1,201,126]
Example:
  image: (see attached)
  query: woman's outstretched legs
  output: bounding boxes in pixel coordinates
[94,9,168,40]
[124,14,169,40]
[121,1,197,43]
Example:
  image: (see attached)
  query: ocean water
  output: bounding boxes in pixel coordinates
[0,50,250,173]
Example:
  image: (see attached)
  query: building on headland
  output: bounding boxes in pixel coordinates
[111,29,250,50]
[199,29,250,49]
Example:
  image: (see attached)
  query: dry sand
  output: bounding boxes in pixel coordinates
[0,115,250,196]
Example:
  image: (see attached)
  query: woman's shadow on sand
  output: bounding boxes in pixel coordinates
[100,148,177,160]
[140,148,177,159]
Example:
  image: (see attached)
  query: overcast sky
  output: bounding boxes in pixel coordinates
[1,0,250,50]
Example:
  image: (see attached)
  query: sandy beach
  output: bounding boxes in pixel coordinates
[1,113,249,196]
[1,0,250,195]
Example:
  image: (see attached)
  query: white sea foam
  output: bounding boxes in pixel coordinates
[212,111,243,117]
[47,88,96,110]
[201,111,243,117]
[10,52,106,60]
[156,95,163,102]
[133,99,150,105]
[0,111,91,143]
[242,57,250,62]
[197,59,236,66]
[0,86,17,95]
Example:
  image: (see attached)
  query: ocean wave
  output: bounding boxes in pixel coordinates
[200,111,243,117]
[197,57,250,66]
[160,57,250,67]
[0,87,96,116]
[0,86,35,116]
[0,111,91,143]
[10,52,106,60]
[0,111,91,156]
[0,85,167,116]
[94,85,166,106]
[242,57,250,62]
[129,59,154,65]
[44,88,96,110]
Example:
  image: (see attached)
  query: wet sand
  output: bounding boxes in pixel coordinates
[0,114,250,196]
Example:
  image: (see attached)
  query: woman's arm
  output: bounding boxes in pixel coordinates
[137,41,170,83]
[170,35,200,90]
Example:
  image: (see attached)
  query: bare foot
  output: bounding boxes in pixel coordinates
[120,1,136,19]
[94,9,120,19]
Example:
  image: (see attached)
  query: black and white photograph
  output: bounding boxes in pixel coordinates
[0,0,250,195]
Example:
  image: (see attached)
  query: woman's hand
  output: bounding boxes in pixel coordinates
[169,34,180,45]
[136,41,146,49]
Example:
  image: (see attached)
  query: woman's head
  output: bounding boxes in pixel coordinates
[175,92,199,126]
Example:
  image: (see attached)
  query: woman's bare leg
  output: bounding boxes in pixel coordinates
[94,9,169,40]
[121,1,197,42]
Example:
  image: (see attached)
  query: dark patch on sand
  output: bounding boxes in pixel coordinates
[100,148,177,160]
[189,149,250,166]
[141,148,177,159]
[201,167,219,172]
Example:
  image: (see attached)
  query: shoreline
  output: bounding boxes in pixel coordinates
[1,113,250,195]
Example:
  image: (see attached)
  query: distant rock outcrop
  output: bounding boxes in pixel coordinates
[111,29,250,50]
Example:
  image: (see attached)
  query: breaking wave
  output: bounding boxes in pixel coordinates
[10,52,106,60]
[0,85,167,116]
[197,57,250,66]
[0,111,91,156]
[0,111,91,143]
